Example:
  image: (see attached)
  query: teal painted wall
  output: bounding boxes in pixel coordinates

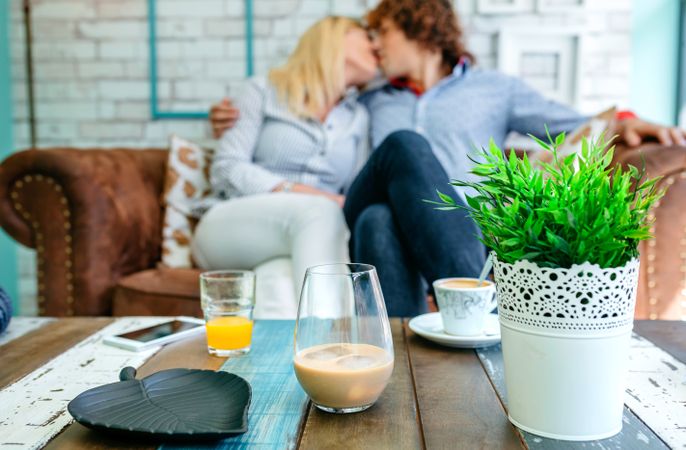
[631,0,680,125]
[0,0,18,310]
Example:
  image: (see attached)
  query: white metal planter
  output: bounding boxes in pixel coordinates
[492,254,640,441]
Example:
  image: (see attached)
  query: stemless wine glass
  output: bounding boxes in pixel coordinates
[293,263,394,414]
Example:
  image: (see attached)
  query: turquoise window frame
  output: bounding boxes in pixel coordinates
[679,0,686,122]
[0,0,18,309]
[146,0,254,120]
[631,0,680,125]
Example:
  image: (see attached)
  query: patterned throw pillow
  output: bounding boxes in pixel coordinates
[160,135,213,268]
[531,107,616,166]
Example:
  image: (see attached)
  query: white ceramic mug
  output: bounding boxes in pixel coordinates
[433,277,497,336]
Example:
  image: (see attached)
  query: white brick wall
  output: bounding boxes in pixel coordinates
[9,0,634,314]
[10,0,634,149]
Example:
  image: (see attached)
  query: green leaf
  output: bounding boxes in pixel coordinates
[465,196,481,210]
[555,131,566,146]
[436,189,455,204]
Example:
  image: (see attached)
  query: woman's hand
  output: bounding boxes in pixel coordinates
[273,182,345,207]
[327,194,346,208]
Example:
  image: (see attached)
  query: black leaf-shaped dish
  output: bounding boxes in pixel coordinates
[68,367,251,441]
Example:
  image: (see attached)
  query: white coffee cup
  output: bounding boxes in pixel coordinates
[432,277,497,336]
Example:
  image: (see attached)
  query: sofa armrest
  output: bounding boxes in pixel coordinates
[613,143,686,320]
[0,148,168,316]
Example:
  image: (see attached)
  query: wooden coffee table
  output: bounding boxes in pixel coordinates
[0,317,683,449]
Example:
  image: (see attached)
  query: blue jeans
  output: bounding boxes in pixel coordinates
[343,130,486,317]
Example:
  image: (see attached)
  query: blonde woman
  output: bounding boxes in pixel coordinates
[192,17,378,309]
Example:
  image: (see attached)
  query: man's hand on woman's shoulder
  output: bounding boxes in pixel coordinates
[210,98,240,139]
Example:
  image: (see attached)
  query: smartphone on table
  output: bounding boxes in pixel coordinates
[102,316,205,352]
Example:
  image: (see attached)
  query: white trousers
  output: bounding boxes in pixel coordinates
[192,193,350,316]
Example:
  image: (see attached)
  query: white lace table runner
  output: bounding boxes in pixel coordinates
[0,317,54,347]
[0,317,169,449]
[624,333,686,448]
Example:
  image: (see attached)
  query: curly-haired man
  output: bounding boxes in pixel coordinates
[211,0,685,316]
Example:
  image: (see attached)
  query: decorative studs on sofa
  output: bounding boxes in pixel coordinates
[11,175,75,316]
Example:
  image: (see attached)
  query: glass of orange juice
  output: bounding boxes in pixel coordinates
[200,270,255,356]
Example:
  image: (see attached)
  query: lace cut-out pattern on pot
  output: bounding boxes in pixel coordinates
[492,255,639,335]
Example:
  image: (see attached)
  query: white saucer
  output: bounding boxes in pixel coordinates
[408,312,501,349]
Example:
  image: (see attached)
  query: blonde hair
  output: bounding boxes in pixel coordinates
[269,16,362,119]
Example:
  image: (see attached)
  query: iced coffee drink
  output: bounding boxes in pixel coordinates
[294,343,394,411]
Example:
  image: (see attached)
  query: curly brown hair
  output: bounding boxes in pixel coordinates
[366,0,473,69]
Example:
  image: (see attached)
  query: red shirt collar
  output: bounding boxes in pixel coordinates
[388,77,425,96]
[388,56,469,97]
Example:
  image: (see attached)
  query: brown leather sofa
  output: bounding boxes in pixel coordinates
[0,148,202,317]
[0,144,684,320]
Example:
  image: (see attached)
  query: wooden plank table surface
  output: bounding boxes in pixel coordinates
[0,318,683,449]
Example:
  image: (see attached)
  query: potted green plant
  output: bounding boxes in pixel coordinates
[434,132,663,440]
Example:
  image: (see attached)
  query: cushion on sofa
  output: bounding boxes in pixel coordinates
[113,268,203,317]
[160,135,213,268]
[112,258,297,319]
[530,106,616,165]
